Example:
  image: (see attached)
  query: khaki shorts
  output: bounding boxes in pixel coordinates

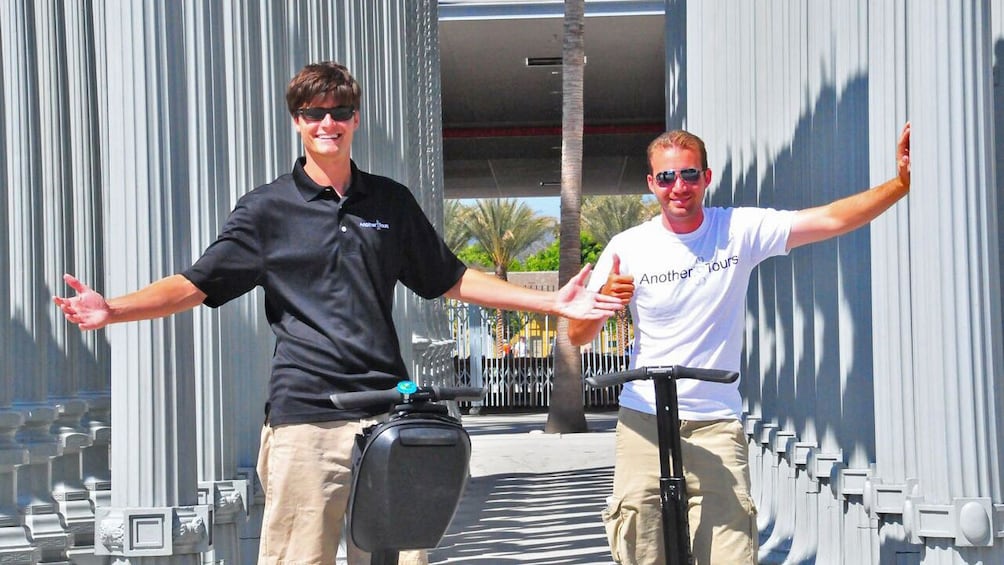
[602,407,757,565]
[257,420,428,565]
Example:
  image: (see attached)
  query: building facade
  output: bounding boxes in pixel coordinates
[1,0,1003,563]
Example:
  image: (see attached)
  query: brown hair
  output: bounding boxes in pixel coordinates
[646,130,708,172]
[285,61,361,117]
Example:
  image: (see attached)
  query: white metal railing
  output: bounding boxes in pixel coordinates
[444,298,633,410]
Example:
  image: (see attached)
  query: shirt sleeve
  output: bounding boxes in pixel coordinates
[396,191,467,299]
[182,200,264,307]
[735,207,795,264]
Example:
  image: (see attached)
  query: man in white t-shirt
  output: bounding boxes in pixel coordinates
[569,124,911,565]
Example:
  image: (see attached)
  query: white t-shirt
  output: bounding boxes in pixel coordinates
[588,207,794,420]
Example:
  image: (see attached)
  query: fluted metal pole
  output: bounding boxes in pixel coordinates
[38,0,100,557]
[901,1,1004,563]
[92,1,211,562]
[0,2,38,560]
[4,0,73,560]
[863,1,919,563]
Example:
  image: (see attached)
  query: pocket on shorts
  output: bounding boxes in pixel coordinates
[741,491,757,517]
[742,493,759,557]
[601,495,637,563]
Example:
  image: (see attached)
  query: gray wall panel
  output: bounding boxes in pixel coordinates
[6,0,1002,561]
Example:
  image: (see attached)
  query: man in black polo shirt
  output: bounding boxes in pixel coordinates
[53,61,621,565]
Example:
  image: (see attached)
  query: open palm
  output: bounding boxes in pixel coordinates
[52,274,111,331]
[553,264,622,320]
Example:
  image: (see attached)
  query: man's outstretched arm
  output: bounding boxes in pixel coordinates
[787,122,911,250]
[53,273,207,331]
[444,265,622,321]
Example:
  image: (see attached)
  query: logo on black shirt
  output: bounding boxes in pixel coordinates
[359,220,390,230]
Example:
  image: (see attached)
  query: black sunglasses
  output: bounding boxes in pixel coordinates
[655,168,704,186]
[297,106,356,122]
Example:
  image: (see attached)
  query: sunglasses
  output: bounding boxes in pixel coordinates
[297,106,356,122]
[655,168,704,186]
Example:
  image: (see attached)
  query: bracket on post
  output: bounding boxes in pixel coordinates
[94,505,213,557]
[903,496,1000,547]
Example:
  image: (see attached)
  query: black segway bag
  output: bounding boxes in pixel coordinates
[347,413,472,552]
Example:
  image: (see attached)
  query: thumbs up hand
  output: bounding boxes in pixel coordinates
[600,254,635,305]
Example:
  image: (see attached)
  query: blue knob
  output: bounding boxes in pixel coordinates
[396,381,418,394]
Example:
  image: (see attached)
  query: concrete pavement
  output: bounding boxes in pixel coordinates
[429,411,619,564]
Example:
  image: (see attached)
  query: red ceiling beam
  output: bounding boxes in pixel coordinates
[442,123,665,138]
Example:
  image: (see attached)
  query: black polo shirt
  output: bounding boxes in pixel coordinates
[182,158,467,425]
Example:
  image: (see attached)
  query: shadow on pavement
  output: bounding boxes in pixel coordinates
[430,466,616,564]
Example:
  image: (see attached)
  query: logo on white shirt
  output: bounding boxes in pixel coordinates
[637,255,739,285]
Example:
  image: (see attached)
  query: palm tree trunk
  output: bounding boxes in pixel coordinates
[617,310,629,355]
[495,270,507,358]
[546,0,587,434]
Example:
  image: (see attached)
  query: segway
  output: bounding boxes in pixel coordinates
[586,366,739,565]
[329,381,485,565]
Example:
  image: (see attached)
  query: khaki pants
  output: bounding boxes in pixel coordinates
[603,407,757,565]
[257,420,428,565]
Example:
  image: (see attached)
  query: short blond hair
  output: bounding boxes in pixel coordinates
[647,130,708,173]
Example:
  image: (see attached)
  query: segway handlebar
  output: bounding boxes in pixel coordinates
[585,365,739,389]
[330,381,486,411]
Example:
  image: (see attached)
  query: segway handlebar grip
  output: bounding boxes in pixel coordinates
[671,366,739,384]
[330,389,401,410]
[430,386,486,402]
[585,368,652,388]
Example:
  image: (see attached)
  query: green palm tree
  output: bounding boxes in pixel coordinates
[547,0,587,434]
[582,194,659,246]
[444,199,471,255]
[466,198,554,281]
[466,198,554,357]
